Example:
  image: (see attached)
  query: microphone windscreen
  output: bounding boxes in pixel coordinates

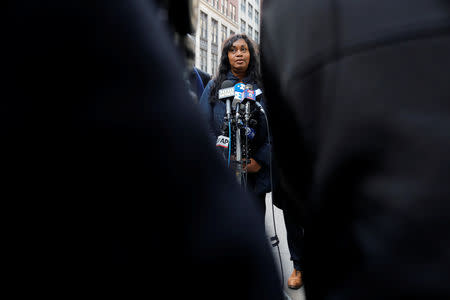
[221,80,235,89]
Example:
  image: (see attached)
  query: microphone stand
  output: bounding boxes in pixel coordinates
[244,102,251,187]
[224,99,232,167]
[234,102,244,188]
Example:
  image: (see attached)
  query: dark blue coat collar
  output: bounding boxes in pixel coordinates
[226,71,254,85]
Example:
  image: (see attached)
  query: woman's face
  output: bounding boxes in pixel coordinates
[227,39,251,74]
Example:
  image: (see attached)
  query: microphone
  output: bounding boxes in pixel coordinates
[239,85,257,120]
[216,135,230,148]
[254,101,265,114]
[219,80,235,120]
[218,80,235,99]
[245,126,255,140]
[245,99,251,122]
[255,91,265,114]
[245,86,265,114]
[242,89,256,102]
[232,83,245,109]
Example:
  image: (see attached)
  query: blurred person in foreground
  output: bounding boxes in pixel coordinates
[5,1,282,298]
[260,0,450,299]
[155,0,210,103]
[199,34,271,222]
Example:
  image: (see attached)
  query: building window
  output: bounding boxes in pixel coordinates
[254,30,259,44]
[200,11,208,41]
[199,12,208,72]
[222,0,225,14]
[231,4,236,21]
[225,0,229,17]
[211,19,218,45]
[230,30,235,36]
[211,52,218,75]
[241,0,246,14]
[200,48,208,72]
[248,3,253,19]
[221,24,227,45]
[248,25,253,39]
[240,19,246,34]
[212,0,219,9]
[255,10,259,25]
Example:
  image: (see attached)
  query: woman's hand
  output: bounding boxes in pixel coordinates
[244,158,261,173]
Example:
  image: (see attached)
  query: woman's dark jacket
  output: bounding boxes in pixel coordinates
[199,71,271,197]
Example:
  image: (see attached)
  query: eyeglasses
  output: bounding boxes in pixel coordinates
[228,46,248,54]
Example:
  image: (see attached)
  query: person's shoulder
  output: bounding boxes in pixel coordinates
[199,78,215,106]
[203,78,215,92]
[205,78,214,86]
[197,68,212,85]
[196,67,211,78]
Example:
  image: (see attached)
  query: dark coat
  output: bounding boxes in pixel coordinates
[199,71,272,197]
[5,1,282,298]
[261,0,450,299]
[189,67,211,101]
[195,67,212,88]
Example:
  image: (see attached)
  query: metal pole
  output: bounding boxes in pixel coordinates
[235,103,242,186]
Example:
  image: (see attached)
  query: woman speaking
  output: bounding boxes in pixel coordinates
[199,34,271,220]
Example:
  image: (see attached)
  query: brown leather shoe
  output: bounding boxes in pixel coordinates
[287,269,303,289]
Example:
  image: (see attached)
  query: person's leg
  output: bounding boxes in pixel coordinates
[283,208,304,289]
